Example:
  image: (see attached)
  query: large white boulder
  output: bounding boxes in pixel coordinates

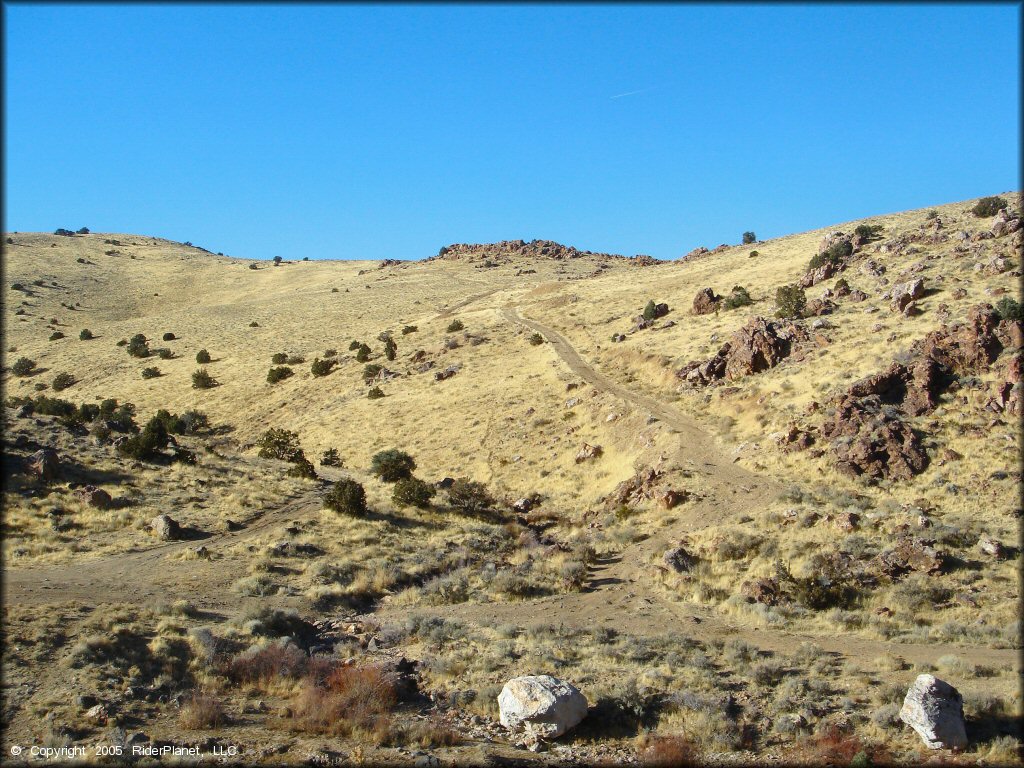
[899,674,967,749]
[498,675,588,740]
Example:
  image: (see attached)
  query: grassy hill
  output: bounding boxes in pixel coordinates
[2,192,1020,764]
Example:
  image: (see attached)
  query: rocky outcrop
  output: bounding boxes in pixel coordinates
[684,246,710,259]
[432,239,627,263]
[691,288,720,315]
[724,318,809,380]
[818,304,1015,480]
[605,467,687,510]
[498,675,588,741]
[800,261,844,288]
[678,318,810,386]
[990,207,1022,238]
[875,535,944,577]
[822,395,928,481]
[900,674,967,749]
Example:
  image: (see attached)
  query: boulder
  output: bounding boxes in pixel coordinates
[724,318,808,380]
[76,485,113,510]
[685,246,710,259]
[27,448,60,482]
[822,395,929,481]
[977,534,1004,558]
[800,261,843,288]
[899,674,967,749]
[656,489,687,509]
[876,535,944,577]
[740,577,782,606]
[662,545,696,573]
[574,443,603,463]
[804,298,836,316]
[691,288,720,315]
[151,514,181,541]
[890,279,925,312]
[498,675,588,740]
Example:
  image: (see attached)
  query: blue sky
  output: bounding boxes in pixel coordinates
[4,4,1020,261]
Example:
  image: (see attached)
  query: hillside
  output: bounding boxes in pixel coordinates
[2,193,1021,765]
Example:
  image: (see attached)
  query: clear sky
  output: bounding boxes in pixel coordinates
[4,3,1020,261]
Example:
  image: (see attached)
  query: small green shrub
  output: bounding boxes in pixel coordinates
[370,449,416,482]
[116,338,128,346]
[79,329,94,340]
[722,286,753,310]
[157,348,174,360]
[446,319,464,333]
[324,479,367,516]
[49,331,65,341]
[742,231,757,244]
[321,448,343,467]
[971,196,1008,218]
[285,354,305,365]
[642,300,657,321]
[363,364,383,382]
[51,373,75,391]
[402,325,418,335]
[271,352,287,364]
[448,479,494,516]
[288,455,317,479]
[349,340,362,351]
[854,223,883,240]
[117,417,170,461]
[392,477,436,509]
[142,367,161,379]
[127,333,150,358]
[528,332,544,346]
[195,349,211,364]
[192,368,217,389]
[384,338,397,361]
[324,349,337,358]
[749,250,759,258]
[834,278,851,293]
[995,297,1022,322]
[355,343,371,362]
[256,428,304,461]
[925,209,939,220]
[775,285,806,319]
[808,240,852,270]
[249,320,259,326]
[310,358,336,377]
[12,357,36,376]
[162,332,176,341]
[266,366,294,384]
[367,386,385,399]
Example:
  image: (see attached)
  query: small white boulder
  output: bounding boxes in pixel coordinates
[498,675,588,740]
[899,674,967,749]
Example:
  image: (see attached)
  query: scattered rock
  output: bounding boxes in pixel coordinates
[26,448,60,482]
[498,675,588,741]
[662,544,696,573]
[977,534,1004,558]
[574,443,602,463]
[655,489,687,509]
[890,278,925,312]
[75,485,113,509]
[434,364,460,382]
[151,514,181,541]
[900,674,967,750]
[85,704,109,723]
[741,577,782,606]
[876,535,944,577]
[691,288,721,315]
[801,261,844,288]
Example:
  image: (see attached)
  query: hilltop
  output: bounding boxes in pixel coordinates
[1,192,1021,765]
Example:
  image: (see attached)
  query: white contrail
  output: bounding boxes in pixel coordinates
[610,87,653,100]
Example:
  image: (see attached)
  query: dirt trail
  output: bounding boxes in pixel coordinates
[1,490,324,610]
[3,305,1018,677]
[369,306,1018,672]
